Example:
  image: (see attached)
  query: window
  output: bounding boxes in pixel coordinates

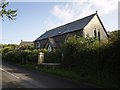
[98,31,100,42]
[48,44,52,52]
[65,34,70,42]
[94,29,97,38]
[37,42,40,48]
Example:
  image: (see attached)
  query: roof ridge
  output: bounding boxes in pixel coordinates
[34,13,97,41]
[46,13,96,32]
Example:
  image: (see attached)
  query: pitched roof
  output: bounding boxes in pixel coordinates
[48,37,57,48]
[35,13,96,41]
[19,40,33,47]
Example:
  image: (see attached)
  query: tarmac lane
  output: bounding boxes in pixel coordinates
[1,65,47,88]
[2,69,24,88]
[1,61,96,88]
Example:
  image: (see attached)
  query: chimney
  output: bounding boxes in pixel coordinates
[96,11,97,14]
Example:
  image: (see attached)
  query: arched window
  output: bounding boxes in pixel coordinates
[48,44,52,52]
[37,42,40,48]
[94,29,97,38]
[65,34,70,42]
[98,31,100,42]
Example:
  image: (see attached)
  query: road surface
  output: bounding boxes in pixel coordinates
[1,62,96,88]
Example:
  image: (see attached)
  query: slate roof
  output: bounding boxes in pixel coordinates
[48,37,57,48]
[19,40,34,47]
[35,13,96,41]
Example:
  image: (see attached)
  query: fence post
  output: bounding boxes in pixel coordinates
[38,52,44,64]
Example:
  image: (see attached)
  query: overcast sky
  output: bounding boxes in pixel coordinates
[1,0,119,44]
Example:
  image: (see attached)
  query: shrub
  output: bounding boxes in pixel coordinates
[19,49,48,64]
[29,50,40,63]
[38,48,48,53]
[61,35,99,68]
[60,31,119,87]
[2,44,42,64]
[44,49,61,63]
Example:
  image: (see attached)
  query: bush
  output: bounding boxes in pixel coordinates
[59,32,119,87]
[38,49,48,53]
[61,35,99,68]
[44,49,61,63]
[2,44,45,64]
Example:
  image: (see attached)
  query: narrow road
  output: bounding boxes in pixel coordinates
[1,62,96,88]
